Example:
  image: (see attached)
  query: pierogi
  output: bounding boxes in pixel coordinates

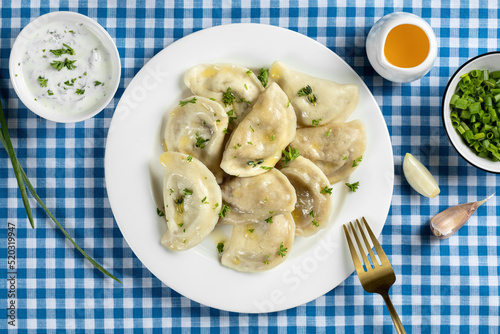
[220,82,297,177]
[184,64,264,129]
[270,61,359,128]
[221,213,295,272]
[165,96,228,183]
[159,152,222,251]
[159,61,366,273]
[289,120,366,184]
[219,169,297,225]
[280,156,333,237]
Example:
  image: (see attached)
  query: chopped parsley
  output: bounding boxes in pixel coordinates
[49,43,75,57]
[325,128,332,137]
[312,118,322,127]
[265,217,273,224]
[179,97,197,107]
[312,219,319,227]
[226,109,237,124]
[277,242,288,257]
[260,166,273,170]
[174,196,184,214]
[50,58,77,71]
[156,208,165,217]
[219,203,230,218]
[271,135,275,141]
[187,155,193,162]
[94,80,104,86]
[309,210,315,217]
[222,87,236,106]
[249,125,255,132]
[217,242,224,254]
[195,132,209,149]
[183,188,193,196]
[246,70,252,76]
[201,196,209,204]
[38,76,48,87]
[47,89,54,96]
[247,159,264,168]
[341,154,348,160]
[297,85,317,105]
[281,147,300,167]
[264,255,270,265]
[321,186,333,195]
[352,156,363,167]
[248,229,254,233]
[345,181,360,192]
[64,78,77,86]
[75,88,85,95]
[257,67,268,87]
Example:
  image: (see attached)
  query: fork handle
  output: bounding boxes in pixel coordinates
[381,292,406,334]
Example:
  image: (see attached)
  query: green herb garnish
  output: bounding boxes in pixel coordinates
[50,58,77,71]
[219,203,230,218]
[217,242,224,254]
[195,132,209,149]
[75,88,85,95]
[49,43,75,57]
[260,166,273,170]
[257,67,268,87]
[345,181,360,192]
[179,97,197,107]
[298,85,317,105]
[187,155,193,162]
[265,217,273,224]
[222,87,236,106]
[157,208,165,217]
[183,188,193,196]
[247,159,264,168]
[321,186,333,195]
[281,147,300,167]
[64,78,77,86]
[38,76,48,87]
[312,118,322,127]
[94,80,104,86]
[277,242,288,257]
[352,156,363,167]
[47,90,54,96]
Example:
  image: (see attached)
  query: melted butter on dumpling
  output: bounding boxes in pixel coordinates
[220,82,297,177]
[184,64,264,129]
[219,169,297,225]
[270,61,359,128]
[165,96,228,183]
[160,152,222,251]
[289,120,366,184]
[280,156,333,236]
[221,213,295,272]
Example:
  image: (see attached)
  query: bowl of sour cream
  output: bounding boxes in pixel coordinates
[9,11,121,123]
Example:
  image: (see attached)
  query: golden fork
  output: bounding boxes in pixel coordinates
[343,217,406,334]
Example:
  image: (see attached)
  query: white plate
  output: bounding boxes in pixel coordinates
[105,23,394,313]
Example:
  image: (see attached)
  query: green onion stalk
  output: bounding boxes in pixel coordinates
[0,98,121,283]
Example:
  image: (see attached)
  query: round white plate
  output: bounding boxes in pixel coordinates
[105,23,394,313]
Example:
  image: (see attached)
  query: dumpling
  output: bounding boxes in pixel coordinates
[269,61,359,127]
[184,64,264,128]
[219,169,297,225]
[165,96,228,183]
[159,152,222,251]
[280,156,333,236]
[289,120,366,184]
[221,213,295,272]
[220,82,297,177]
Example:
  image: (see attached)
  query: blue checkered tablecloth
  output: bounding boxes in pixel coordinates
[1,0,499,332]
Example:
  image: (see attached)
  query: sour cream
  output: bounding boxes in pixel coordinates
[17,21,114,114]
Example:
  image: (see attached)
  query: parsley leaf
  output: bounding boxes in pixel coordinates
[222,87,236,106]
[195,132,209,149]
[345,181,360,192]
[281,147,300,167]
[352,156,363,167]
[219,203,230,218]
[320,186,333,195]
[38,76,48,87]
[312,118,322,127]
[217,242,224,254]
[156,208,165,217]
[257,67,268,87]
[265,217,273,224]
[179,97,197,107]
[277,242,288,257]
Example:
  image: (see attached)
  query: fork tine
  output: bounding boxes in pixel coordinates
[343,224,363,273]
[361,217,391,266]
[349,221,371,270]
[356,219,379,267]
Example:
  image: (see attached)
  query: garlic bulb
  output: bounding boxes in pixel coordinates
[403,153,440,198]
[430,194,494,239]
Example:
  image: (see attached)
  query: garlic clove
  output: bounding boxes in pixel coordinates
[430,194,494,239]
[403,153,440,198]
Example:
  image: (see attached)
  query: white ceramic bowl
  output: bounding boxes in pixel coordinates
[9,11,121,123]
[442,51,500,173]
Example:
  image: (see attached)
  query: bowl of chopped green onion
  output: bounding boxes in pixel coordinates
[442,51,500,173]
